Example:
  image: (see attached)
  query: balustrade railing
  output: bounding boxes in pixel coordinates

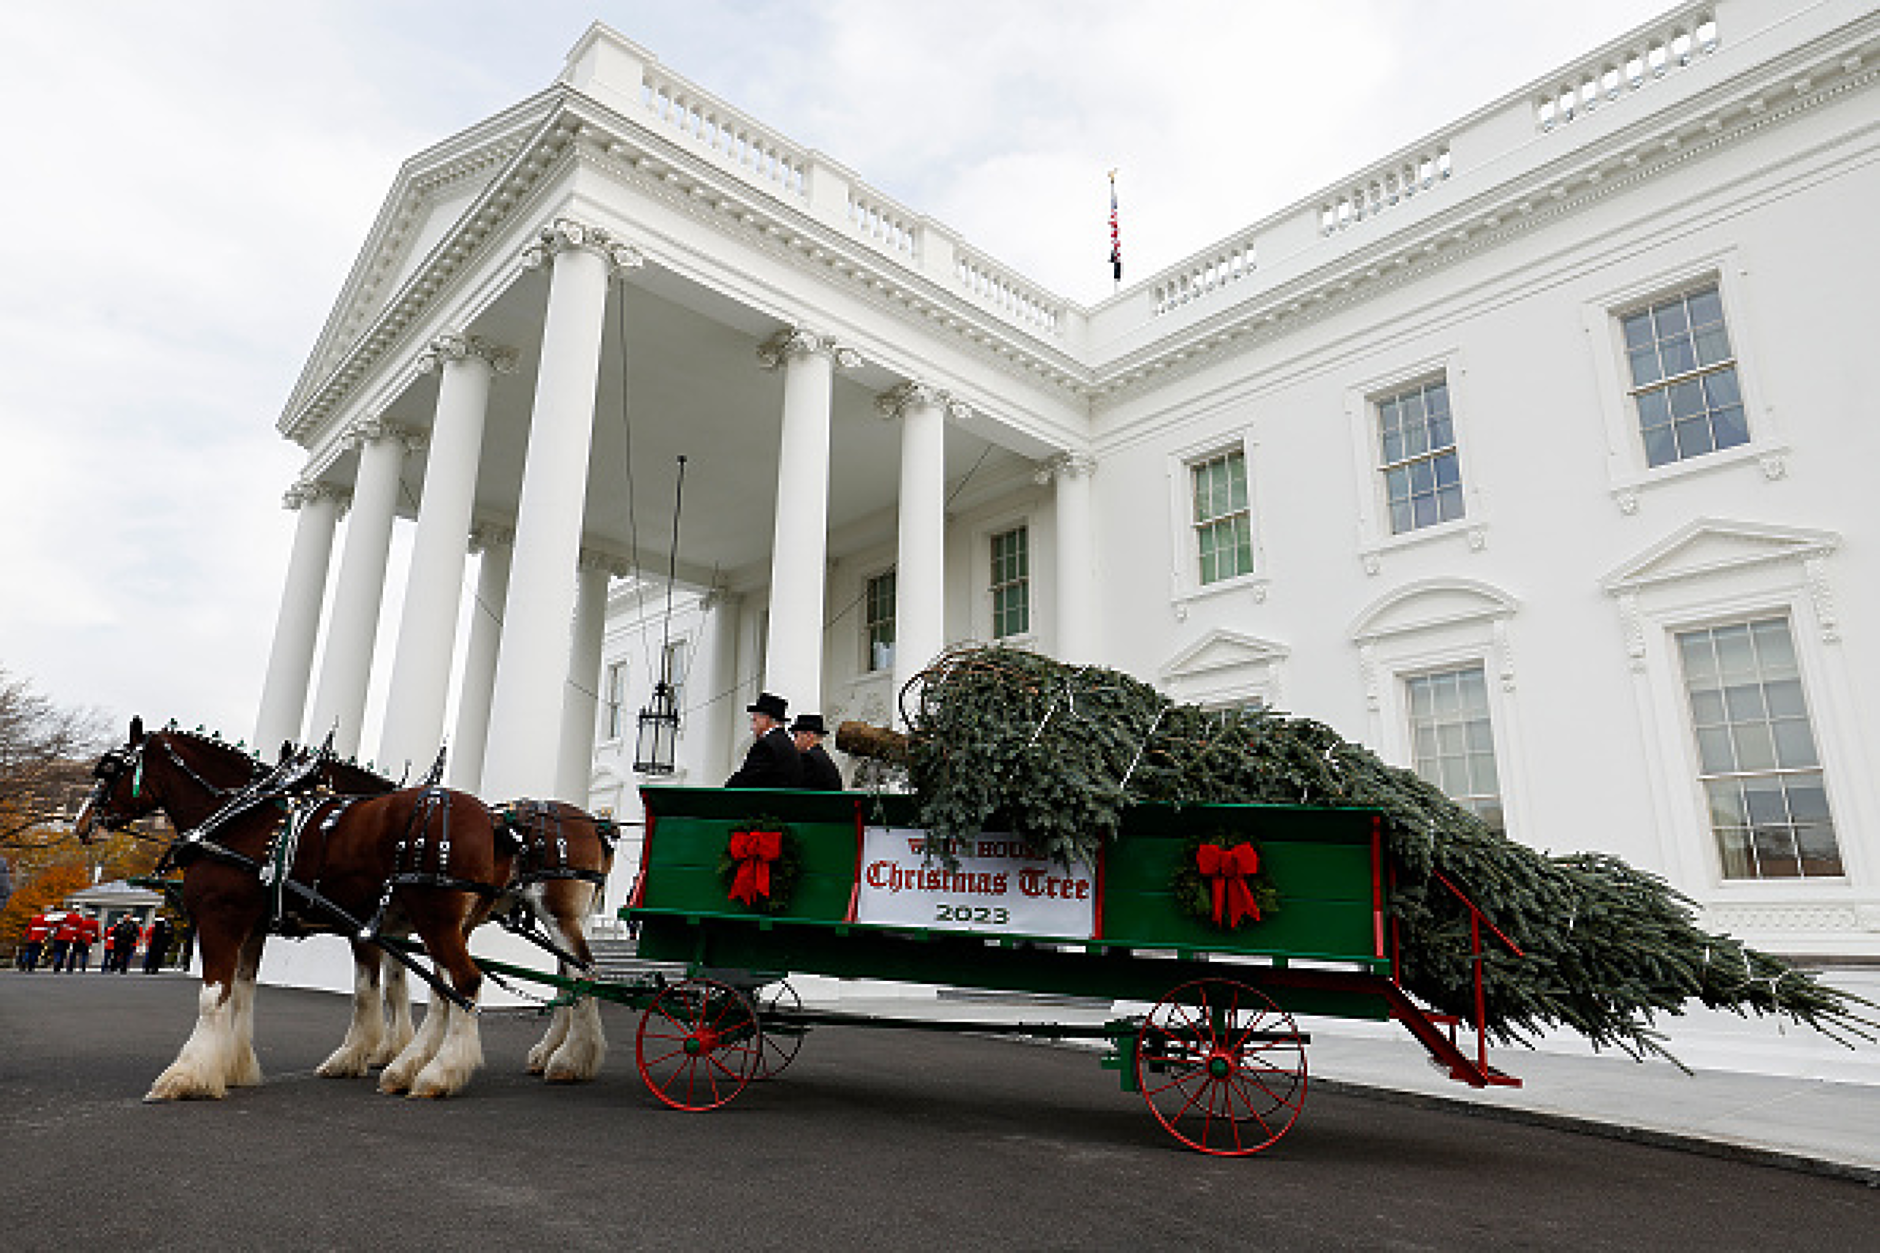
[956,248,1065,334]
[1536,9,1720,131]
[1320,146,1453,236]
[848,189,919,261]
[1151,236,1259,315]
[640,62,808,199]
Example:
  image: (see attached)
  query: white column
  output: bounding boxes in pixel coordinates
[377,334,515,779]
[757,326,860,713]
[307,419,421,759]
[556,552,617,804]
[254,480,346,754]
[1041,453,1100,664]
[878,382,951,726]
[689,589,741,781]
[447,525,511,794]
[482,218,642,802]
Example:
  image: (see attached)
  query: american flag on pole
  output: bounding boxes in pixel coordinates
[1108,169,1123,283]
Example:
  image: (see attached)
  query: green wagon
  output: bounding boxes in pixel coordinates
[610,785,1520,1156]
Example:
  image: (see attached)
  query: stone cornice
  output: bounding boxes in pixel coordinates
[280,11,1879,443]
[1087,17,1880,407]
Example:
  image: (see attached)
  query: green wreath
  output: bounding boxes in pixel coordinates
[1171,830,1279,931]
[716,819,803,914]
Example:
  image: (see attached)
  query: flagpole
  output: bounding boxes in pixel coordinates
[1108,168,1121,295]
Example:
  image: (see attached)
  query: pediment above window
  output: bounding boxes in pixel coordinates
[1349,578,1518,643]
[1162,630,1289,682]
[1160,630,1288,707]
[1601,519,1840,594]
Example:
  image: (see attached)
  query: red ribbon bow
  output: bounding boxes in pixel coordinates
[728,829,784,905]
[1195,842,1261,927]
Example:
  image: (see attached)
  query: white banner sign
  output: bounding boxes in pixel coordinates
[854,827,1096,940]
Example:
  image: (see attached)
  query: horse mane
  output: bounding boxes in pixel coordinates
[319,756,399,796]
[159,724,269,780]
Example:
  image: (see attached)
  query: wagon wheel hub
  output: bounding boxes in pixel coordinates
[1207,1052,1234,1079]
[685,1029,719,1056]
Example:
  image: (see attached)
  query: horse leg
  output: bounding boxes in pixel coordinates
[407,900,488,1099]
[146,917,251,1101]
[225,932,266,1087]
[379,982,451,1095]
[525,998,572,1076]
[374,953,415,1066]
[536,880,606,1084]
[317,941,386,1078]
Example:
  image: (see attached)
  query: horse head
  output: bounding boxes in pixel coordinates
[76,716,148,842]
[75,718,268,841]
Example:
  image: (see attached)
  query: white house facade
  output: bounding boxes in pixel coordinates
[260,0,1880,961]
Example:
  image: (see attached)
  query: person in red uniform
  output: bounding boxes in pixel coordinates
[19,912,53,971]
[49,911,80,972]
[73,912,101,972]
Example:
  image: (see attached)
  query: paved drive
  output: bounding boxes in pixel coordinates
[2,974,1874,1250]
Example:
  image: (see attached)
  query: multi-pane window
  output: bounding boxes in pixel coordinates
[990,526,1030,639]
[663,641,688,712]
[603,661,628,740]
[1377,377,1464,533]
[1406,665,1503,835]
[1191,450,1252,585]
[864,569,896,672]
[1621,284,1748,468]
[1676,617,1841,880]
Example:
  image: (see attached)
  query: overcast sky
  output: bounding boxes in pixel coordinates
[0,0,1669,751]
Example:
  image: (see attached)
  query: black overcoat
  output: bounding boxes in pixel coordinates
[799,743,844,791]
[724,726,805,789]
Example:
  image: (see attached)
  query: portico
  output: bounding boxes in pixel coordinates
[258,27,1092,801]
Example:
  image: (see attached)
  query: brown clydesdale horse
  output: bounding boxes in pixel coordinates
[77,719,514,1100]
[490,799,618,1082]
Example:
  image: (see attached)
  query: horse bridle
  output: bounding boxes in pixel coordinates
[83,741,147,832]
[85,733,268,833]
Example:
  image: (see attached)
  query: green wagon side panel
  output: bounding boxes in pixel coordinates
[628,787,1390,1013]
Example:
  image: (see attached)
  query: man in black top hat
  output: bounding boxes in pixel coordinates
[790,714,844,791]
[724,692,805,789]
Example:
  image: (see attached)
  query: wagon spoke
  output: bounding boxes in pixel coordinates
[636,978,762,1112]
[1137,979,1308,1156]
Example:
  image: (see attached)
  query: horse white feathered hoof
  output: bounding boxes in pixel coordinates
[542,999,606,1083]
[526,1005,572,1075]
[144,982,248,1101]
[407,997,484,1098]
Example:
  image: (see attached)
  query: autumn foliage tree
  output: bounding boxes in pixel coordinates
[0,666,116,955]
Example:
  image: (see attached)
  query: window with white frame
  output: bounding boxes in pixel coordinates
[1620,283,1748,469]
[1405,664,1504,835]
[1675,616,1841,879]
[864,569,896,672]
[663,640,688,712]
[1190,449,1252,585]
[603,660,628,740]
[1377,376,1464,534]
[990,526,1030,639]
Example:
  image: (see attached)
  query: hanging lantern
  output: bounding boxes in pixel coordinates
[634,678,681,775]
[634,455,689,777]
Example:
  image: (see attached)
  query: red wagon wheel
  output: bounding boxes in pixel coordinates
[636,977,764,1111]
[753,979,806,1080]
[1135,978,1307,1156]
